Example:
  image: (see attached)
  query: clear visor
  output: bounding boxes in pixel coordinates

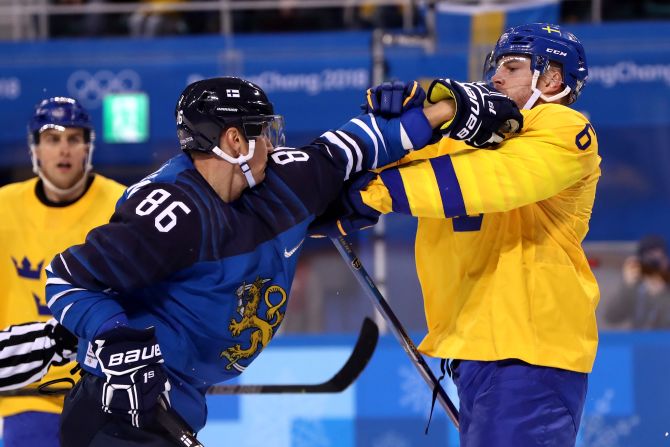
[482,52,531,84]
[242,115,285,148]
[482,50,497,84]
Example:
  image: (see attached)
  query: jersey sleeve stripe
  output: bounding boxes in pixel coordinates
[0,321,48,342]
[47,288,86,308]
[60,303,74,325]
[367,115,389,165]
[400,124,412,151]
[59,254,73,277]
[379,169,411,214]
[350,118,379,168]
[0,366,46,390]
[335,130,363,173]
[322,131,354,180]
[46,277,71,286]
[430,156,467,218]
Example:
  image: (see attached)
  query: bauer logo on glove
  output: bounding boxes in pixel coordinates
[106,343,162,367]
[427,78,523,148]
[94,326,172,428]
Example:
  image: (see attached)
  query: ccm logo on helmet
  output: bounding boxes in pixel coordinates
[547,48,568,57]
[108,344,162,367]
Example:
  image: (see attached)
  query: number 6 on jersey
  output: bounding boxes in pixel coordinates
[135,188,192,233]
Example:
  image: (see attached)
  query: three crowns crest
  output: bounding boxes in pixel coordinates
[12,256,44,280]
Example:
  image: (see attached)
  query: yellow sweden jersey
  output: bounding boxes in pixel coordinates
[0,175,125,416]
[361,103,601,373]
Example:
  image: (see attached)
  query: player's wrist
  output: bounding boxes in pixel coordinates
[424,100,456,130]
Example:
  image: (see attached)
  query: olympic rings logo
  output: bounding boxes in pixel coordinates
[0,77,21,100]
[67,69,141,109]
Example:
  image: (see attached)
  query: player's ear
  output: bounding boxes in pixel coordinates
[220,127,245,157]
[542,67,563,95]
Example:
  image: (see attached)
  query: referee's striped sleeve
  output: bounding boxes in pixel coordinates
[0,319,65,391]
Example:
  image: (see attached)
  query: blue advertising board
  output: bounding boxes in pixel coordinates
[190,330,670,447]
[0,31,373,167]
[0,21,669,241]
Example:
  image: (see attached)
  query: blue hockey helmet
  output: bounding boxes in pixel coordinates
[483,23,588,107]
[28,96,94,145]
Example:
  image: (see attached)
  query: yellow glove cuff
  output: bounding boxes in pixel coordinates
[427,82,456,103]
[427,82,457,132]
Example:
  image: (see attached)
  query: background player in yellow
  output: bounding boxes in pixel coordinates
[321,23,598,446]
[0,97,125,447]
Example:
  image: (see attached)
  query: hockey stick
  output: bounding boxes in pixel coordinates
[207,316,378,394]
[331,235,460,428]
[156,394,204,447]
[0,317,378,398]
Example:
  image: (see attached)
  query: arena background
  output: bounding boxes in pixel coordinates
[1,1,669,445]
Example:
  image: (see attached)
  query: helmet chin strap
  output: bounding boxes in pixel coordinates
[30,144,94,198]
[523,70,572,110]
[211,138,257,188]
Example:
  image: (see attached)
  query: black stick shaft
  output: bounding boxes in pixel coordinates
[156,395,204,447]
[332,235,459,428]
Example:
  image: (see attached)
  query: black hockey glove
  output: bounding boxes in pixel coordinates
[427,79,523,148]
[309,171,381,238]
[362,80,426,117]
[94,326,171,428]
[48,319,78,366]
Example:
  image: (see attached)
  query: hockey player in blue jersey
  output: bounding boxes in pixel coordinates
[44,76,520,446]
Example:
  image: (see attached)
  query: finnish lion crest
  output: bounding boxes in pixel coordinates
[221,276,287,370]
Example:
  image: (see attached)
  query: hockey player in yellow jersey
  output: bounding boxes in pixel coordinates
[0,97,125,446]
[318,23,598,446]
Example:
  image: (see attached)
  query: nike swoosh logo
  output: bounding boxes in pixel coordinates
[284,238,305,258]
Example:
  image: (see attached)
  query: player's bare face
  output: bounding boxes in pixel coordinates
[490,55,534,109]
[35,128,89,190]
[248,135,271,185]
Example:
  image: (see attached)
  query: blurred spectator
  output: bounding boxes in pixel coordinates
[48,0,102,38]
[230,0,342,33]
[562,0,670,23]
[604,235,670,329]
[349,4,405,29]
[560,0,592,23]
[128,0,188,36]
[643,0,670,18]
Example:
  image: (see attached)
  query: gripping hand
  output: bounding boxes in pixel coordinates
[48,319,78,365]
[309,171,381,238]
[362,80,426,117]
[94,326,171,428]
[427,79,523,148]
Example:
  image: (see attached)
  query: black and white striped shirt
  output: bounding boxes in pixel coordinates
[0,319,76,391]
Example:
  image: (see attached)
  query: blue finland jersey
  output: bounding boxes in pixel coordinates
[45,109,432,431]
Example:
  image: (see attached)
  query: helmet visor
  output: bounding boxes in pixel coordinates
[242,115,285,148]
[482,52,532,85]
[482,49,497,84]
